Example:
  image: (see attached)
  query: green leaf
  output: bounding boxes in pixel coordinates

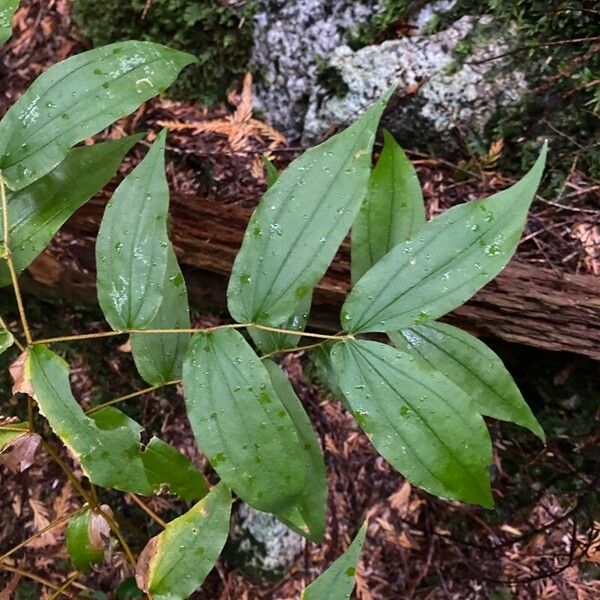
[0,421,27,451]
[351,129,424,283]
[136,482,231,600]
[0,328,14,355]
[311,345,344,401]
[261,155,279,188]
[263,359,327,542]
[248,292,312,355]
[182,328,308,513]
[342,145,547,333]
[227,90,392,326]
[130,247,190,385]
[0,135,142,287]
[302,522,367,600]
[389,322,544,440]
[330,339,493,507]
[140,437,209,502]
[27,345,207,499]
[96,130,170,330]
[0,42,196,190]
[0,0,18,45]
[66,508,106,571]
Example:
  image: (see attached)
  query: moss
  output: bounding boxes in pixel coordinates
[431,0,600,187]
[73,0,256,105]
[346,0,412,49]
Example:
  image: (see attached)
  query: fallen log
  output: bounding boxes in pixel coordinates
[22,192,600,361]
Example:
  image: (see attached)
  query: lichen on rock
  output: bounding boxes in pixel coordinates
[225,502,305,582]
[251,0,381,138]
[302,15,528,154]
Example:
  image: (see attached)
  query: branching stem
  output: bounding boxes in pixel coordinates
[33,322,351,346]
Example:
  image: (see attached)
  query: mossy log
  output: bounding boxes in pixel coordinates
[22,192,600,361]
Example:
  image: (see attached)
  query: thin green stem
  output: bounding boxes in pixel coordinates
[261,339,330,360]
[249,323,350,341]
[86,380,179,415]
[0,172,32,345]
[33,322,350,346]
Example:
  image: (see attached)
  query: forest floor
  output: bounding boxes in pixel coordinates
[0,1,599,599]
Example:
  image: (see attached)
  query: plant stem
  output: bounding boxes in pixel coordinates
[41,439,137,569]
[34,322,351,346]
[0,172,32,346]
[0,313,24,351]
[85,380,179,415]
[48,571,81,600]
[0,508,83,562]
[249,323,350,341]
[128,493,167,528]
[261,339,330,360]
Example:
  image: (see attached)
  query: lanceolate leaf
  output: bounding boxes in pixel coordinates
[302,522,367,600]
[248,156,312,355]
[136,482,231,600]
[182,329,307,513]
[0,0,18,45]
[0,42,196,190]
[389,322,544,440]
[248,293,312,355]
[263,359,327,542]
[330,339,493,507]
[66,508,107,571]
[96,130,170,330]
[27,345,208,499]
[342,146,547,334]
[0,135,143,287]
[352,129,424,283]
[131,247,191,385]
[227,90,392,326]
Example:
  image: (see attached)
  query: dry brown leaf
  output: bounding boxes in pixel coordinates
[571,222,600,274]
[88,505,113,550]
[135,534,160,592]
[388,481,412,516]
[0,574,21,600]
[9,350,35,397]
[157,72,286,181]
[0,432,41,472]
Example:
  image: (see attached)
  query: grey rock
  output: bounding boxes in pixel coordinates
[251,0,380,138]
[226,503,305,582]
[303,15,528,154]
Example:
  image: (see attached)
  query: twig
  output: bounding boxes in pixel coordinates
[128,494,167,528]
[0,562,64,595]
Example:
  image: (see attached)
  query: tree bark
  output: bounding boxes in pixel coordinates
[22,192,600,361]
